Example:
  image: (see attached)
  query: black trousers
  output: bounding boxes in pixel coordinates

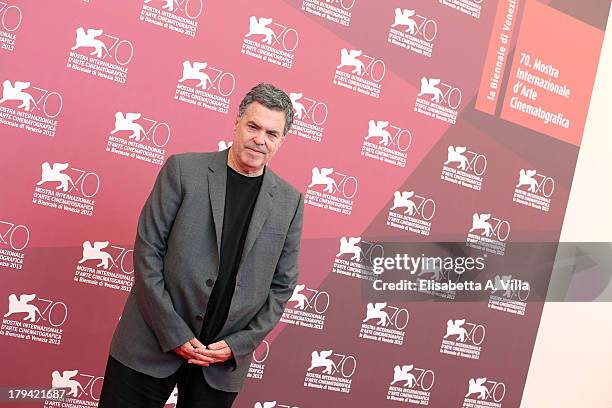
[98,355,238,408]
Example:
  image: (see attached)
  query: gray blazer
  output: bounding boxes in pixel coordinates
[109,148,304,392]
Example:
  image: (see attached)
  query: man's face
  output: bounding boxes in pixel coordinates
[232,101,286,172]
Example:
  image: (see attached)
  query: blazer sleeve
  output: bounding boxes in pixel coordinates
[223,192,304,370]
[133,154,196,353]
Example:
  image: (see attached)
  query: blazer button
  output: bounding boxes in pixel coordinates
[196,314,203,321]
[205,278,214,287]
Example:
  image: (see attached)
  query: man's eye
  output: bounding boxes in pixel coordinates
[248,124,256,129]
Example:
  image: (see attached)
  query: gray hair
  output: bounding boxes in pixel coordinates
[238,83,294,136]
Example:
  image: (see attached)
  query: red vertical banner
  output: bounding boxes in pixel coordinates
[475,0,523,115]
[500,0,605,145]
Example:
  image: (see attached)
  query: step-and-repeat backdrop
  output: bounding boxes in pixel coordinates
[1,0,610,407]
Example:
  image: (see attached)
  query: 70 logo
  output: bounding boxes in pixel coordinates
[2,82,64,118]
[77,374,104,400]
[484,380,506,402]
[144,0,203,19]
[98,34,133,65]
[67,168,100,198]
[358,240,385,268]
[419,77,462,109]
[506,285,530,301]
[325,353,357,378]
[202,66,236,97]
[132,117,171,148]
[391,191,436,221]
[418,265,462,282]
[293,95,328,126]
[463,323,486,345]
[464,150,486,175]
[412,194,436,220]
[391,364,435,391]
[72,28,134,66]
[359,54,386,83]
[0,220,29,251]
[0,2,22,31]
[466,378,506,402]
[477,215,510,242]
[27,296,68,327]
[449,149,487,175]
[325,0,356,10]
[308,168,358,199]
[37,164,101,198]
[408,13,439,42]
[85,244,134,274]
[518,171,555,197]
[386,124,411,152]
[462,323,486,346]
[37,298,68,327]
[410,367,435,391]
[63,372,104,401]
[366,121,412,152]
[532,174,554,197]
[437,82,462,109]
[264,20,299,52]
[493,277,530,301]
[290,285,330,314]
[387,306,409,330]
[328,171,358,199]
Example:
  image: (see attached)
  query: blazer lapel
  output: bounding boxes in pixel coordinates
[238,166,277,270]
[207,149,229,258]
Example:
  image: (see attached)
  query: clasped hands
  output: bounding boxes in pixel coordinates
[173,338,233,366]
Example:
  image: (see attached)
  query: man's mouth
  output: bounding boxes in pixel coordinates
[247,147,264,155]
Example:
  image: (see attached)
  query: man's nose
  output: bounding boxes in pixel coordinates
[253,131,266,144]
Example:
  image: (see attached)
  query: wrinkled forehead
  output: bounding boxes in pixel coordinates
[239,102,286,135]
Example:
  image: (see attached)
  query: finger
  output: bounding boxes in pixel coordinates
[189,338,207,349]
[187,359,210,366]
[194,347,230,356]
[207,340,228,350]
[193,347,221,358]
[207,340,227,350]
[207,344,229,354]
[180,346,200,359]
[189,351,215,362]
[174,342,191,354]
[192,347,212,355]
[176,350,192,361]
[195,359,211,365]
[199,348,227,358]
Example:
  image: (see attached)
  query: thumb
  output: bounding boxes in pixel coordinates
[189,338,206,349]
[207,340,226,350]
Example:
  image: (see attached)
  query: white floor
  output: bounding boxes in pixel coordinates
[521,8,612,406]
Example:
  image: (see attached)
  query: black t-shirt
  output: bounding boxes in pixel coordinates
[199,164,264,344]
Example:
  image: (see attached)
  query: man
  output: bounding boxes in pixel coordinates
[99,83,304,407]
